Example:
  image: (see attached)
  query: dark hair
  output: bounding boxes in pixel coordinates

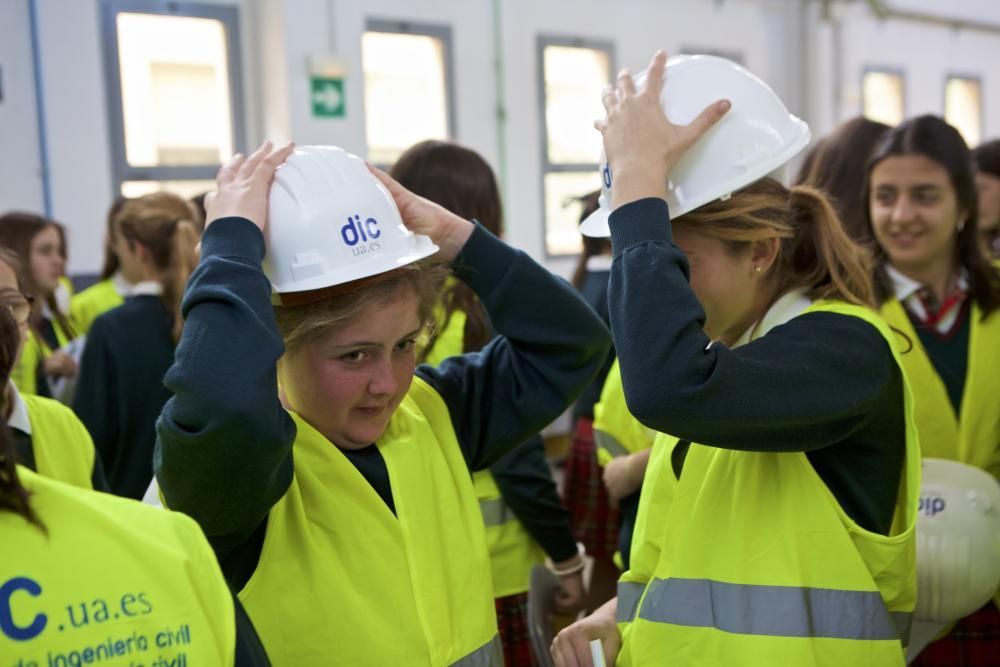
[100,197,130,280]
[972,139,1000,178]
[0,298,43,528]
[863,115,1000,313]
[390,140,501,355]
[189,192,210,230]
[0,212,76,340]
[571,191,612,289]
[799,117,891,242]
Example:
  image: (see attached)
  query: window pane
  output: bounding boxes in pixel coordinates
[543,46,610,164]
[121,179,215,200]
[363,31,449,165]
[862,71,904,126]
[945,77,982,147]
[116,12,233,168]
[544,172,603,256]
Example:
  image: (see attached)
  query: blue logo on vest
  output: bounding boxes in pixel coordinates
[1,576,47,641]
[341,215,382,246]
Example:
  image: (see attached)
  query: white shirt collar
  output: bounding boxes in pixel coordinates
[886,264,969,302]
[111,271,135,297]
[129,281,163,297]
[731,288,813,348]
[6,382,31,435]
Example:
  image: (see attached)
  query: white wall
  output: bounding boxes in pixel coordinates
[4,0,1000,276]
[0,0,44,214]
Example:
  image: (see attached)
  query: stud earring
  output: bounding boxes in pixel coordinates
[754,266,762,273]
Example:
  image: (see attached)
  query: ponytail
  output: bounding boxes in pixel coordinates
[164,220,199,343]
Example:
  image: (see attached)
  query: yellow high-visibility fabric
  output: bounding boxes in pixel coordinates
[240,377,500,666]
[617,301,919,666]
[473,470,546,597]
[2,467,235,665]
[592,359,655,466]
[70,278,125,333]
[23,393,96,489]
[880,298,1000,478]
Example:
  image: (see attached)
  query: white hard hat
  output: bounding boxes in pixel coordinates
[581,55,811,237]
[914,458,1000,624]
[264,145,438,297]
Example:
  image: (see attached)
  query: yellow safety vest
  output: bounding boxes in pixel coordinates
[592,359,655,467]
[473,471,546,598]
[70,278,126,334]
[240,377,501,666]
[1,467,235,665]
[423,278,468,368]
[11,315,72,396]
[880,298,1000,478]
[22,393,97,490]
[617,301,920,666]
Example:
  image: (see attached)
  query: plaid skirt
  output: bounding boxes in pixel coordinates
[911,602,1000,667]
[495,592,537,667]
[561,417,620,560]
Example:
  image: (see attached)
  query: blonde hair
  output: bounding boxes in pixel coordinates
[114,193,200,342]
[676,178,876,308]
[275,262,449,352]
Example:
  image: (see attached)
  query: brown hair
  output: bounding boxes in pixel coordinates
[114,193,200,342]
[0,297,43,529]
[390,140,501,357]
[0,212,76,340]
[274,263,448,353]
[571,190,612,289]
[863,115,1000,313]
[100,197,130,280]
[676,178,876,308]
[798,117,892,243]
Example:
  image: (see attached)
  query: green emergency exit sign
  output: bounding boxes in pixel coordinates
[311,77,345,118]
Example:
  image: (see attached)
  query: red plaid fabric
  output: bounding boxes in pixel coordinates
[911,602,1000,667]
[562,417,620,560]
[495,593,537,667]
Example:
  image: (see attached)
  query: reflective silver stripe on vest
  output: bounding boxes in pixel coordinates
[617,581,646,623]
[479,497,512,527]
[594,430,629,458]
[638,577,905,642]
[451,635,503,667]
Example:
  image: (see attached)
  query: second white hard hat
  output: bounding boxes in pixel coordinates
[264,145,438,296]
[581,54,811,237]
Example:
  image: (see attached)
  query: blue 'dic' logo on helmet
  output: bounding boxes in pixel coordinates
[341,215,382,246]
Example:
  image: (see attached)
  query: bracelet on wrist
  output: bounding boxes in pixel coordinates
[547,542,587,576]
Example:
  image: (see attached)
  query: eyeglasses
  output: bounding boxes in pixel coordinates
[0,290,33,326]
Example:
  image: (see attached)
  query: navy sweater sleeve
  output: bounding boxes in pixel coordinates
[608,198,897,451]
[417,226,612,470]
[489,435,578,562]
[154,218,296,557]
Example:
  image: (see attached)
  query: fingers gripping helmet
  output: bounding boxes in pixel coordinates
[581,55,811,237]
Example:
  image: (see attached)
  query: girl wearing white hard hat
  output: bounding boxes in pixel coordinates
[862,116,1000,666]
[552,51,919,666]
[154,141,612,665]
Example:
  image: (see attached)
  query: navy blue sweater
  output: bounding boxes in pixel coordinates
[154,218,611,586]
[608,198,906,536]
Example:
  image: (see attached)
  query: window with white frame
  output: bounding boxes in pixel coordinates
[862,69,905,126]
[100,0,244,198]
[539,37,614,256]
[944,75,982,147]
[362,20,455,167]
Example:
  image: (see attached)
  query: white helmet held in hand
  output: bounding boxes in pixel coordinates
[581,55,811,238]
[265,145,438,299]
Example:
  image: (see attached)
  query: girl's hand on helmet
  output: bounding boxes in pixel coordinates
[551,599,621,667]
[595,50,730,209]
[367,165,475,262]
[205,141,295,232]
